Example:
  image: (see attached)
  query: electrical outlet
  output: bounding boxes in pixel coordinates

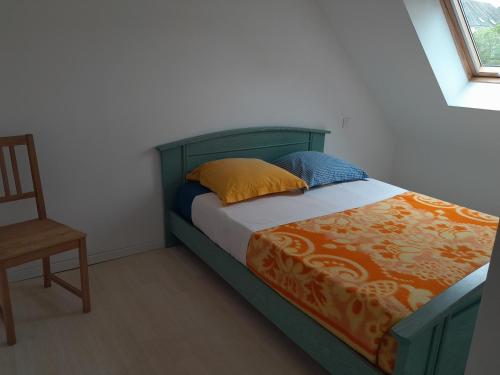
[341,116,351,129]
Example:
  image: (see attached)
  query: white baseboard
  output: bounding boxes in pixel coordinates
[7,240,165,282]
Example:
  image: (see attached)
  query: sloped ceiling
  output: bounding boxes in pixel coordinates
[317,0,500,149]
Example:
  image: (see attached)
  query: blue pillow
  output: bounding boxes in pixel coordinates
[174,182,211,222]
[273,151,368,188]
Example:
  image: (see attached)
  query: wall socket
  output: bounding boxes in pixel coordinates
[341,116,351,129]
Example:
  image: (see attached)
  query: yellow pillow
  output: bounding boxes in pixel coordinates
[186,158,308,204]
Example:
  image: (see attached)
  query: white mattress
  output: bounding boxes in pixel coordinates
[192,179,407,265]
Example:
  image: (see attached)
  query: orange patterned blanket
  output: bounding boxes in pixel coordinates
[246,192,498,373]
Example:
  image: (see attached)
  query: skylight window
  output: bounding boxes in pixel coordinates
[442,0,500,80]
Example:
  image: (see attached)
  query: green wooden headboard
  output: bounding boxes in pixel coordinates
[156,126,330,246]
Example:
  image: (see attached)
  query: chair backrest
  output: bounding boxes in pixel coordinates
[0,134,47,219]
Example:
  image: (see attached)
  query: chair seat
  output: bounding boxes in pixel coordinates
[0,219,85,265]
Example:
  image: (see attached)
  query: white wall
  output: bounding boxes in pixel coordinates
[0,0,395,279]
[317,1,500,373]
[318,0,500,216]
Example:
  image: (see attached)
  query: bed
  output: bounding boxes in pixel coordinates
[157,127,492,375]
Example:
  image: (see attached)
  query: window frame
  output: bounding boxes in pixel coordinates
[441,0,500,83]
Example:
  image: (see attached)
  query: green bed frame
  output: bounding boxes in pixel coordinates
[157,127,486,375]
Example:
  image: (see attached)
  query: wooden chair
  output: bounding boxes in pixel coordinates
[0,134,90,345]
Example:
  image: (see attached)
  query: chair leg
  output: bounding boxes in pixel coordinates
[0,268,16,345]
[42,257,51,288]
[78,238,91,313]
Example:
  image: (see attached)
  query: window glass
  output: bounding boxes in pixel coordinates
[460,0,500,67]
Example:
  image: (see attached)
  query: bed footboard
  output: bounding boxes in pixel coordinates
[392,264,487,375]
[170,210,487,375]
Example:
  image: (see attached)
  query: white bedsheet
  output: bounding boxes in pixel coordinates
[192,179,407,265]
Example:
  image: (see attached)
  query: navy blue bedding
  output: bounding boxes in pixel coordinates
[174,182,211,222]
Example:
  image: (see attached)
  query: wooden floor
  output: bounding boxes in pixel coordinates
[0,247,327,375]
